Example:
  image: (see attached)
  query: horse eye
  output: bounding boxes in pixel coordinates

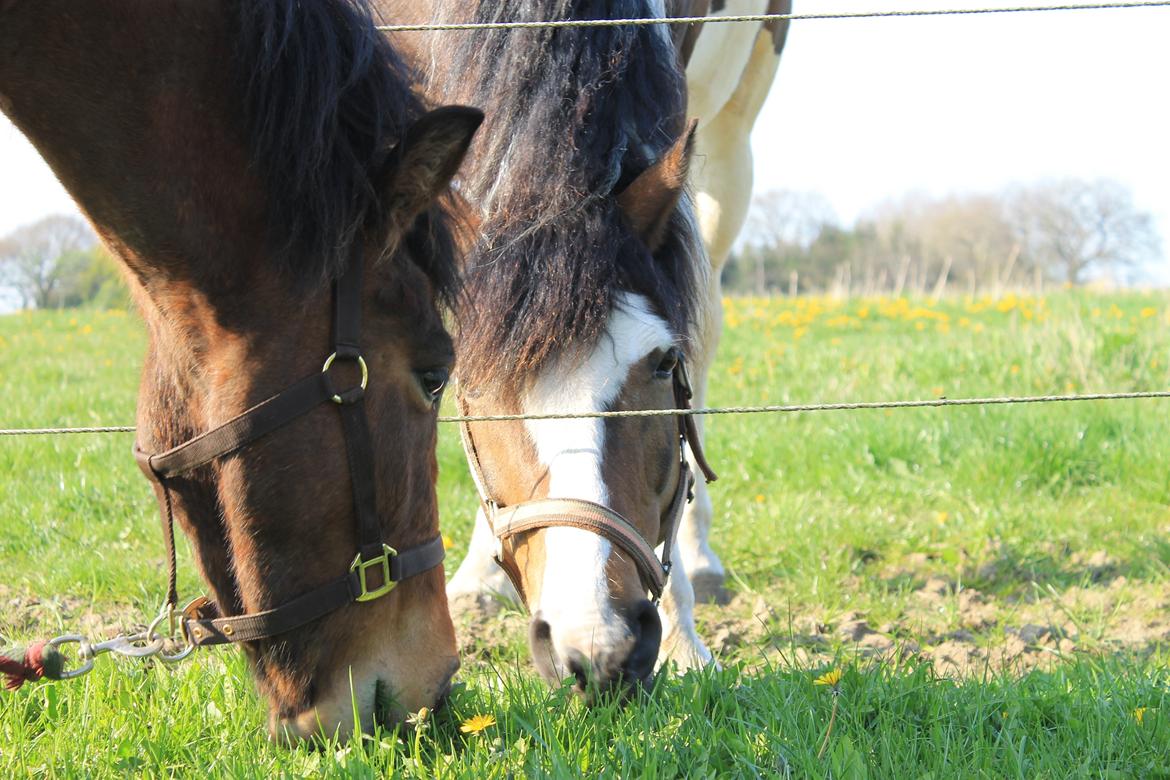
[417,368,449,404]
[654,348,680,379]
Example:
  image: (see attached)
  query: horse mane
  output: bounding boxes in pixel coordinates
[234,0,458,299]
[430,0,701,388]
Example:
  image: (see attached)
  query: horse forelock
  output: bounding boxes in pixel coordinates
[233,0,458,301]
[430,0,702,389]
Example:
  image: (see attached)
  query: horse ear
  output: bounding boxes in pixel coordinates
[382,105,483,229]
[617,119,698,251]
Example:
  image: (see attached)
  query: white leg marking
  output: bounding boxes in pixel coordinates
[657,538,714,672]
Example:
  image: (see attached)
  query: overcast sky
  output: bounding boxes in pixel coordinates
[2,1,1168,276]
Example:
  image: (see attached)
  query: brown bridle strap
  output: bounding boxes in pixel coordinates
[458,354,716,604]
[134,247,445,647]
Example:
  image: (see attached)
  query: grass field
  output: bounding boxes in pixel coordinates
[3,291,1170,777]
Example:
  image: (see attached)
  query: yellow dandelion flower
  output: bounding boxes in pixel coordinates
[460,714,496,734]
[972,323,985,333]
[793,327,808,340]
[1010,364,1020,375]
[442,535,455,551]
[1134,707,1148,724]
[755,494,765,503]
[935,511,949,525]
[1141,307,1157,319]
[814,668,842,688]
[80,324,94,335]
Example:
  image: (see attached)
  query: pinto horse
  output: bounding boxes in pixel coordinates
[385,0,718,696]
[0,0,480,740]
[669,0,792,602]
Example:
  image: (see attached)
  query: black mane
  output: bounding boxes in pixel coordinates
[430,0,701,387]
[234,0,457,298]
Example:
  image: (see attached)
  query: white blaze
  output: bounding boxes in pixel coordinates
[522,293,673,663]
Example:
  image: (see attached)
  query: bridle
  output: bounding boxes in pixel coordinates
[458,357,718,605]
[134,247,446,648]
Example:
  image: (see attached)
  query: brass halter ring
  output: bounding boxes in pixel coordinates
[322,352,369,404]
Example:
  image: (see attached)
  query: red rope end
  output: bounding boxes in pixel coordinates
[1,642,49,691]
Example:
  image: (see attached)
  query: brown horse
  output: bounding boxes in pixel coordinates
[384,0,717,697]
[0,0,480,740]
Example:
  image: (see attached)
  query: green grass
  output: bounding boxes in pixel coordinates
[3,292,1170,776]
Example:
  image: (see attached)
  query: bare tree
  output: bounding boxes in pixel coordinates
[1011,178,1161,285]
[0,215,96,309]
[744,189,837,249]
[740,190,837,294]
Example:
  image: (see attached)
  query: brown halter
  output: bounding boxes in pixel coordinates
[458,356,717,605]
[134,247,445,647]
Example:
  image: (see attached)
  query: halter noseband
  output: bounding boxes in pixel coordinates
[134,246,446,647]
[459,357,717,605]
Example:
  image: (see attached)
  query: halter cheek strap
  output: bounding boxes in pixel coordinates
[459,356,717,604]
[134,248,445,647]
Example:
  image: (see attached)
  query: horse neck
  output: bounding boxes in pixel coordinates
[0,2,263,298]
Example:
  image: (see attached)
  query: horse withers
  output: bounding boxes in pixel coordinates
[0,0,480,741]
[386,0,718,698]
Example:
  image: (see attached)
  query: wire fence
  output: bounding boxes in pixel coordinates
[375,1,1170,32]
[3,390,1170,437]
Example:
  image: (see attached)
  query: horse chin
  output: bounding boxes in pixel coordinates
[267,661,459,745]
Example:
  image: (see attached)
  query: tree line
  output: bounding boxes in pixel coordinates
[1,179,1163,311]
[723,178,1163,297]
[0,215,125,310]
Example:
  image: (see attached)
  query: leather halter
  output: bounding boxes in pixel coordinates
[458,357,717,605]
[134,248,445,647]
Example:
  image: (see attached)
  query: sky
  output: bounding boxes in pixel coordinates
[2,1,1168,278]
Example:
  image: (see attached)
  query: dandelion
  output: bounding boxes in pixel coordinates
[814,668,842,688]
[1010,364,1020,375]
[406,707,430,727]
[1134,707,1148,724]
[460,714,496,735]
[80,324,94,335]
[935,511,949,525]
[1141,307,1157,319]
[755,494,765,504]
[442,535,455,551]
[814,668,842,760]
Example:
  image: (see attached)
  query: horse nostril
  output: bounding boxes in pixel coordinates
[623,599,662,685]
[567,652,590,691]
